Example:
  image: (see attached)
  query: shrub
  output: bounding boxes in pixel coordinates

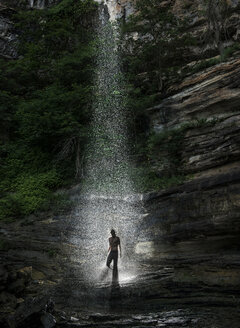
[0,170,60,220]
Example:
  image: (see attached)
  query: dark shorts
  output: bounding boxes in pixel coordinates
[106,250,118,269]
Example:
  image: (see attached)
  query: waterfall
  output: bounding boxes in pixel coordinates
[29,0,45,9]
[95,0,123,21]
[86,8,132,196]
[69,4,139,284]
[37,0,45,9]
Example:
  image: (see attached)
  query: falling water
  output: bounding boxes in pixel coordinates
[29,0,45,9]
[69,4,140,285]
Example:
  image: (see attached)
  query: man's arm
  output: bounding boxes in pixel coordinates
[119,238,122,257]
[108,238,111,253]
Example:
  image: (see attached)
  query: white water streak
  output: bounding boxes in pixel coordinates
[69,5,139,284]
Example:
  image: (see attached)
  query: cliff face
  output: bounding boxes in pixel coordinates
[148,58,240,176]
[131,0,240,308]
[0,0,61,58]
[0,4,18,58]
[95,0,135,21]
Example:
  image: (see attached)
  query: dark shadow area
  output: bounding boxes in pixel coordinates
[111,266,119,287]
[110,266,121,309]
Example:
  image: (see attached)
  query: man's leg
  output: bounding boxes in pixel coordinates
[113,251,118,270]
[107,251,113,268]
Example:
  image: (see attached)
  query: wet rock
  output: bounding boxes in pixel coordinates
[17,266,32,282]
[0,291,17,309]
[8,279,26,296]
[32,270,46,281]
[70,317,79,322]
[41,312,56,328]
[5,296,55,328]
[0,265,8,290]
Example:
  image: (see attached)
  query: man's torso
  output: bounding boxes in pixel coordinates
[109,236,120,251]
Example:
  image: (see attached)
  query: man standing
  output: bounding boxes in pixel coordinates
[107,229,121,269]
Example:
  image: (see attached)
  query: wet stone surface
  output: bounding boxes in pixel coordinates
[54,307,240,328]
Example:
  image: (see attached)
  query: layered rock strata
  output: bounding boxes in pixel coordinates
[148,56,240,176]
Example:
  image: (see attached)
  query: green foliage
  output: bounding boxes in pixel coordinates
[191,57,221,73]
[200,0,232,57]
[222,43,240,60]
[47,248,58,258]
[147,118,219,161]
[0,170,60,220]
[147,127,186,172]
[130,166,186,192]
[122,0,193,159]
[123,0,190,94]
[131,118,220,192]
[0,0,98,221]
[184,43,240,75]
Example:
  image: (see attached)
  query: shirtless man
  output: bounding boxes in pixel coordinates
[106,229,121,269]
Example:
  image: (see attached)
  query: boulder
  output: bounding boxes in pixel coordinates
[8,279,26,296]
[0,291,17,308]
[41,312,56,328]
[6,296,56,328]
[17,267,32,283]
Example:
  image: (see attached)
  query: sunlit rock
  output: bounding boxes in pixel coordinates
[135,241,154,255]
[94,0,135,21]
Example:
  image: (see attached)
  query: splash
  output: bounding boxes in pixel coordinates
[69,4,140,284]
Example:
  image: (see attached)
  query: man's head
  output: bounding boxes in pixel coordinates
[111,229,116,237]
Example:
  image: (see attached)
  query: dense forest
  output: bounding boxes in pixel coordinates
[0,0,98,220]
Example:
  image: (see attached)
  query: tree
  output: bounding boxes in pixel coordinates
[202,0,231,58]
[124,0,188,93]
[0,0,98,219]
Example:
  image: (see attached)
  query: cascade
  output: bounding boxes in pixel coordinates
[68,3,139,285]
[29,0,45,9]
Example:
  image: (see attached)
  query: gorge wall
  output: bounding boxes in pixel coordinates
[133,0,240,304]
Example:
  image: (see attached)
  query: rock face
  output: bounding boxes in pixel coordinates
[0,4,18,59]
[148,57,240,176]
[0,0,61,59]
[140,6,240,302]
[95,0,135,21]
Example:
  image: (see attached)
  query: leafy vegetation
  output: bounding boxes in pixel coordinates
[183,43,240,75]
[200,0,232,58]
[123,0,191,95]
[47,248,58,258]
[0,0,98,220]
[130,117,220,192]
